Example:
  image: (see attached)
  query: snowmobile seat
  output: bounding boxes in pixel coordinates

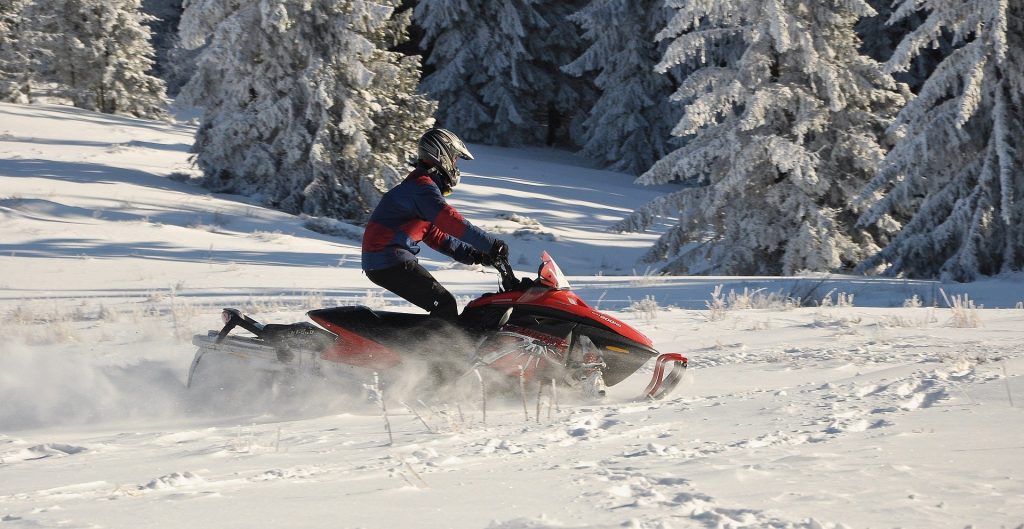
[308,306,435,336]
[309,305,477,353]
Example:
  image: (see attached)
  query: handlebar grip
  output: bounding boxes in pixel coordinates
[494,257,519,292]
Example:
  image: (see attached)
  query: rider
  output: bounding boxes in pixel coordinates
[361,128,509,321]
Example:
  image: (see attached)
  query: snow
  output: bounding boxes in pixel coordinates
[1,101,1023,528]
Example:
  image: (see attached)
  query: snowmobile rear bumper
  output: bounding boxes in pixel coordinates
[187,331,322,388]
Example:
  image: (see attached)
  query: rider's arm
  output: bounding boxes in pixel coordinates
[414,180,495,253]
[423,226,478,264]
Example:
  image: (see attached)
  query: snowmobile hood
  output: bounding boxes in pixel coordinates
[465,288,654,348]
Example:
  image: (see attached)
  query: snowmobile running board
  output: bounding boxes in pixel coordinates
[643,353,688,400]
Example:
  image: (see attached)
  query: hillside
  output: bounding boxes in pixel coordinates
[1,102,1023,529]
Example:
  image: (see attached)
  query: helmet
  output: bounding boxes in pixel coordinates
[417,128,474,195]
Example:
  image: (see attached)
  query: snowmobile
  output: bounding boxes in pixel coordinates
[188,252,687,401]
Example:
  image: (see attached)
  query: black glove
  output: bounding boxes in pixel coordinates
[470,249,493,266]
[489,239,509,263]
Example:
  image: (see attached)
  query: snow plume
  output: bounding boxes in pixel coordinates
[0,343,189,431]
[363,323,484,407]
[184,352,379,420]
[0,335,399,430]
[181,320,486,421]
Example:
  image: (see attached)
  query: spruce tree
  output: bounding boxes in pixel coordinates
[362,1,437,188]
[530,0,594,146]
[36,0,168,118]
[179,0,436,221]
[855,0,1024,280]
[617,0,906,276]
[563,0,680,174]
[857,0,948,93]
[140,0,194,95]
[415,0,590,146]
[0,0,33,103]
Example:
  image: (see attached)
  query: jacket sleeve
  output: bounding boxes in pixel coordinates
[414,182,496,254]
[423,226,478,264]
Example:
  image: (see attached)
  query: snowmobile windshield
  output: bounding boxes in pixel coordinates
[537,251,570,290]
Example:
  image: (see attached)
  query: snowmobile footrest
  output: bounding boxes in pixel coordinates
[642,353,688,400]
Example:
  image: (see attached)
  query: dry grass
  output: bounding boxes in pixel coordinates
[705,285,800,321]
[940,289,982,328]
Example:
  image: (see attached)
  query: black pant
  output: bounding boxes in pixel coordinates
[365,260,458,320]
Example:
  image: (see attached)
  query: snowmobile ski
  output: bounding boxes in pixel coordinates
[642,353,688,400]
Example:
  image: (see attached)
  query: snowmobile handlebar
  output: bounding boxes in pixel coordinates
[492,257,541,293]
[493,257,520,292]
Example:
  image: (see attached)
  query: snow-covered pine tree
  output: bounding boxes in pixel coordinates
[855,0,1024,281]
[616,0,907,276]
[179,0,435,221]
[856,0,948,93]
[563,0,680,174]
[0,0,34,102]
[35,0,168,118]
[362,0,437,188]
[529,1,594,147]
[141,0,194,95]
[415,0,590,146]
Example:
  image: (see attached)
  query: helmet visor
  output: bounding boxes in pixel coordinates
[444,131,474,161]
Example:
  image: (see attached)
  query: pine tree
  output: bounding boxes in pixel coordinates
[0,0,33,102]
[530,0,594,147]
[855,0,1024,280]
[360,2,437,188]
[35,0,168,118]
[563,0,680,175]
[856,0,948,93]
[617,0,907,276]
[415,0,590,146]
[140,0,194,95]
[179,0,436,221]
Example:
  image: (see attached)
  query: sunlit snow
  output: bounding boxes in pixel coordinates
[1,102,1022,529]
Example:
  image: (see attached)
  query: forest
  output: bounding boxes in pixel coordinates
[1,0,1021,281]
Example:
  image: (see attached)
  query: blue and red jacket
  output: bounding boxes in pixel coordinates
[361,168,496,271]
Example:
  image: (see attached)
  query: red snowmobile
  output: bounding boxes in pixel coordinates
[188,252,686,401]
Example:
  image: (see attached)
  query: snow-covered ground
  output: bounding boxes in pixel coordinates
[1,102,1023,529]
